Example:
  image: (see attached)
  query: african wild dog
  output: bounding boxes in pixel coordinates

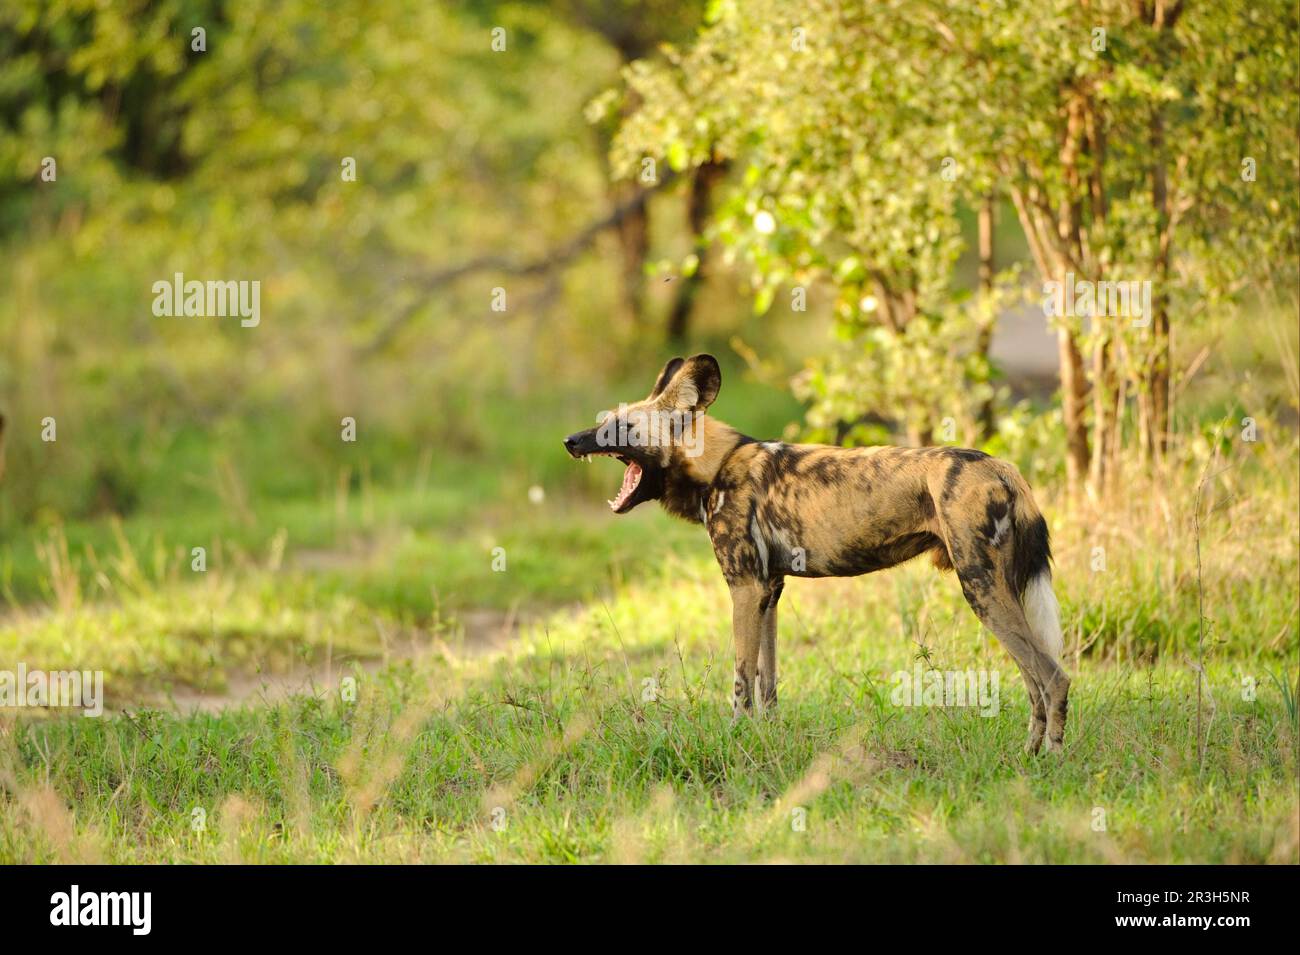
[563,355,1070,753]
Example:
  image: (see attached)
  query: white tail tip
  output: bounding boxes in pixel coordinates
[1023,571,1064,661]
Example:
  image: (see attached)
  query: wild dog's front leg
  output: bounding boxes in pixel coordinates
[728,579,763,718]
[756,577,783,713]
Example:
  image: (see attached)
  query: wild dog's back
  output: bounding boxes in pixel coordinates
[712,442,968,579]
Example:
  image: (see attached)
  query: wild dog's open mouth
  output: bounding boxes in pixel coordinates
[567,436,661,514]
[576,450,644,513]
[609,459,642,512]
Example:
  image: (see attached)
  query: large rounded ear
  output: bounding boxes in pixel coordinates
[649,356,686,399]
[671,354,721,411]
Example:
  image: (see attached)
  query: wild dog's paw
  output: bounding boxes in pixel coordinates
[731,675,756,722]
[1024,716,1046,754]
[754,673,778,716]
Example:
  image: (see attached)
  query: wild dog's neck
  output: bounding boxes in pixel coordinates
[660,416,748,524]
[684,416,746,485]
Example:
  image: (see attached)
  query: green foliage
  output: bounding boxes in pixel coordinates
[611,0,1300,451]
[612,0,990,442]
[0,0,647,525]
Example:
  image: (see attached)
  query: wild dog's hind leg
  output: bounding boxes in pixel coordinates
[756,577,783,713]
[1012,659,1048,754]
[728,579,763,718]
[959,577,1068,753]
[1022,573,1069,751]
[936,480,1068,753]
[942,528,1068,754]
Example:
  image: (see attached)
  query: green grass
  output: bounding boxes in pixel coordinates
[2,559,1295,863]
[0,364,1295,864]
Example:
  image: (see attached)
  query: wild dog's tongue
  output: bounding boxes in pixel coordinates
[609,461,642,511]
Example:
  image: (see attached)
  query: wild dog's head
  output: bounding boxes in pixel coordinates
[563,354,721,513]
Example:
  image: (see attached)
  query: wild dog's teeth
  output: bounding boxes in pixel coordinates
[607,461,642,512]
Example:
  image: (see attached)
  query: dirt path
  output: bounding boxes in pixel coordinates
[159,607,531,714]
[990,303,1059,396]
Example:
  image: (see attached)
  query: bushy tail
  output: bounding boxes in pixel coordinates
[1022,568,1063,661]
[1009,479,1063,662]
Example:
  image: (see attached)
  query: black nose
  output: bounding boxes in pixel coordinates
[563,434,580,454]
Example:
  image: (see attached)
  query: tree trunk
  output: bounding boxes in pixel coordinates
[666,159,727,343]
[975,194,997,439]
[1146,109,1173,460]
[1057,95,1095,493]
[1141,2,1185,458]
[1077,89,1117,496]
[612,179,651,329]
[1088,334,1119,494]
[1059,326,1091,488]
[1006,181,1092,490]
